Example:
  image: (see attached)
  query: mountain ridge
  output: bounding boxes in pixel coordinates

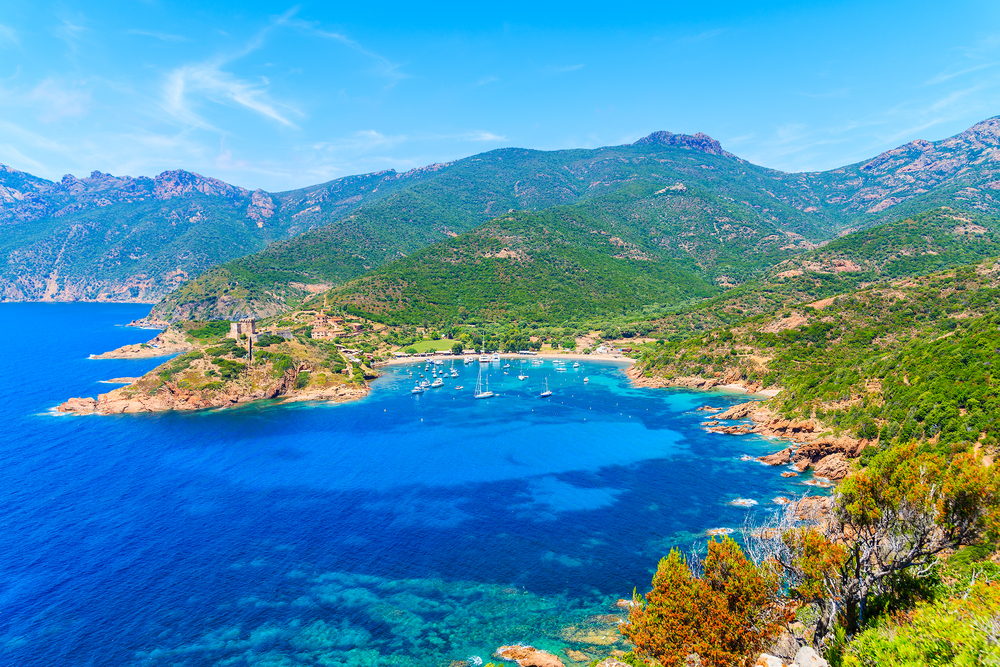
[150,117,1000,322]
[5,116,1000,314]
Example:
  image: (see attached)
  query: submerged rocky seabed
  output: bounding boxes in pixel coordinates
[136,569,629,666]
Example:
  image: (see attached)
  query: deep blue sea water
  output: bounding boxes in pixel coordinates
[0,304,822,666]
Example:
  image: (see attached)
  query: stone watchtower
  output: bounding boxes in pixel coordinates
[228,318,257,339]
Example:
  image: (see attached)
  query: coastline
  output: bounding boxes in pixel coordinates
[58,377,370,415]
[626,365,862,485]
[89,327,193,359]
[624,364,781,398]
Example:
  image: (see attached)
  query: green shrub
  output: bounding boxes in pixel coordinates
[187,321,230,339]
[295,372,311,389]
[212,359,246,381]
[255,334,287,347]
[843,582,1000,666]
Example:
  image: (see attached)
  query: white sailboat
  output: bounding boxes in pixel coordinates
[517,360,528,381]
[474,367,494,399]
[540,378,552,397]
[431,377,444,388]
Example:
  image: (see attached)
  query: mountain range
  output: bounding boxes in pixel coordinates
[3,117,1000,321]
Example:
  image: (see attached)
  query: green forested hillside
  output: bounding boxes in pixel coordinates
[150,137,841,320]
[7,116,1000,314]
[632,208,1000,340]
[0,167,401,302]
[640,256,1000,449]
[319,208,718,325]
[151,117,1000,322]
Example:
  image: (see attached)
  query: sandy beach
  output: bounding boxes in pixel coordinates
[376,352,636,368]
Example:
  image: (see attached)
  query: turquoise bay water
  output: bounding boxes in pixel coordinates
[0,304,820,666]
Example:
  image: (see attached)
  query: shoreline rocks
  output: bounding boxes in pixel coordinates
[757,447,793,465]
[812,453,851,481]
[709,400,869,480]
[58,382,369,415]
[495,645,565,667]
[624,366,765,394]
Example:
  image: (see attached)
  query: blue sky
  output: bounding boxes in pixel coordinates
[2,1,1000,191]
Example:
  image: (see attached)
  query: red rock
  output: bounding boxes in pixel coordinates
[812,453,852,481]
[495,645,566,667]
[794,496,832,522]
[707,424,755,435]
[716,401,760,420]
[757,447,793,465]
[57,397,97,414]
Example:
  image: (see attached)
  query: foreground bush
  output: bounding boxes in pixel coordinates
[622,537,790,667]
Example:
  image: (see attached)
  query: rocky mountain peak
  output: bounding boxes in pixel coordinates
[153,170,249,200]
[631,130,738,159]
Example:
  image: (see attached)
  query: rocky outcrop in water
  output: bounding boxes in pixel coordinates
[709,399,869,479]
[757,447,793,465]
[811,453,852,481]
[58,328,372,415]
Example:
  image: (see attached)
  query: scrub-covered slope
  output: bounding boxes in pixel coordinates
[149,133,838,321]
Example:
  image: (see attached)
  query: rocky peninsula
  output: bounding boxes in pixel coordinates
[59,322,373,415]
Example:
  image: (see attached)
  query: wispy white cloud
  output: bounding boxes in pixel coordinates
[161,9,301,129]
[164,62,298,128]
[0,23,17,47]
[799,87,851,99]
[276,14,407,83]
[53,17,88,52]
[28,79,91,122]
[475,76,499,87]
[126,29,190,42]
[457,131,506,142]
[924,62,1000,86]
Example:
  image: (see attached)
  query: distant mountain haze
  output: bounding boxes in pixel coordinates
[1,116,998,320]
